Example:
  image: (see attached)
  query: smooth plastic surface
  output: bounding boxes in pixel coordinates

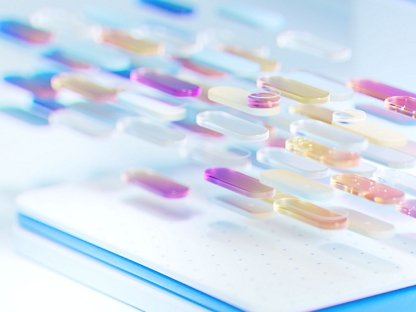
[121,168,189,198]
[260,169,334,200]
[0,20,53,44]
[286,137,361,168]
[361,144,416,169]
[330,174,405,205]
[204,167,275,198]
[274,198,347,230]
[374,169,416,196]
[347,78,416,100]
[257,76,329,104]
[208,86,280,116]
[290,119,368,151]
[356,104,416,126]
[130,69,201,97]
[118,116,186,146]
[256,147,329,179]
[289,104,334,124]
[385,96,416,118]
[220,46,280,72]
[196,111,269,141]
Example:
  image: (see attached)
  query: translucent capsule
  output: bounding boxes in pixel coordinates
[51,73,119,102]
[286,137,361,168]
[286,71,353,101]
[276,31,351,61]
[118,116,186,146]
[185,139,251,169]
[218,4,285,30]
[332,208,395,239]
[332,110,366,124]
[59,41,131,71]
[204,168,275,198]
[260,169,334,201]
[174,109,223,138]
[397,200,416,219]
[98,28,164,55]
[48,101,133,133]
[176,58,227,77]
[356,104,416,126]
[256,147,329,179]
[208,191,275,219]
[396,140,416,157]
[130,69,201,97]
[374,170,416,196]
[247,89,280,109]
[361,144,416,169]
[347,78,416,100]
[332,109,407,148]
[331,162,377,178]
[290,119,368,151]
[220,46,281,72]
[274,198,348,230]
[131,56,180,75]
[196,111,269,141]
[0,20,53,44]
[139,0,194,14]
[289,104,334,124]
[4,72,57,100]
[121,168,189,198]
[257,76,329,104]
[261,191,296,204]
[117,90,186,121]
[208,86,280,116]
[268,112,303,132]
[191,50,260,77]
[330,174,405,205]
[385,96,416,118]
[43,50,94,69]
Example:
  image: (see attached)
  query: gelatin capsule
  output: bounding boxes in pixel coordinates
[43,50,94,69]
[374,170,416,196]
[191,50,260,77]
[289,104,334,124]
[220,46,281,72]
[396,140,416,157]
[330,173,405,205]
[384,96,416,118]
[273,198,347,230]
[98,29,164,55]
[4,72,57,100]
[174,109,223,138]
[247,89,280,109]
[332,110,366,124]
[261,191,296,204]
[257,76,329,104]
[286,137,361,168]
[0,20,53,44]
[397,200,416,219]
[286,71,353,101]
[118,116,186,146]
[256,147,329,179]
[260,169,334,201]
[117,90,186,121]
[139,0,194,14]
[122,168,189,198]
[185,139,251,169]
[347,78,416,100]
[355,104,416,126]
[332,208,395,239]
[361,144,416,169]
[208,191,275,220]
[332,109,407,148]
[208,86,280,116]
[130,69,201,97]
[51,73,119,102]
[196,111,269,141]
[218,4,285,30]
[276,31,351,61]
[176,58,227,77]
[290,119,368,151]
[204,168,275,198]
